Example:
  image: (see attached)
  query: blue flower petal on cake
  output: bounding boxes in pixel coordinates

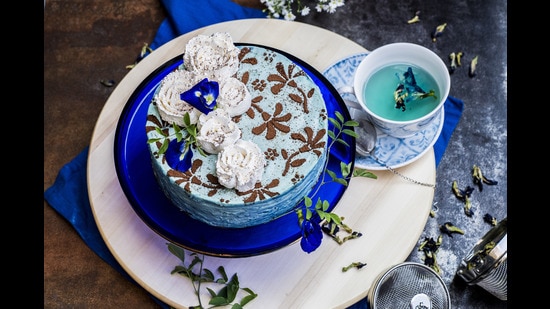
[180,78,219,115]
[165,139,193,172]
[300,220,323,253]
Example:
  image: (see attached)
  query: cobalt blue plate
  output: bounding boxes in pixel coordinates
[114,44,355,257]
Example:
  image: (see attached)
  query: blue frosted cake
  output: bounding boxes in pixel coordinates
[146,33,328,228]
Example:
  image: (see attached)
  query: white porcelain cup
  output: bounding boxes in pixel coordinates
[340,43,450,138]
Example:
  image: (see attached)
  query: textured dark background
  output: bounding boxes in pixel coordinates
[44,0,507,308]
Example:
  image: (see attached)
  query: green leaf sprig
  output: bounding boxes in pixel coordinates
[167,243,258,309]
[147,112,207,157]
[296,111,377,248]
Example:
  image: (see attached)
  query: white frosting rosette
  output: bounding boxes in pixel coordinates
[217,77,252,117]
[183,32,240,81]
[196,109,241,154]
[154,69,204,126]
[216,139,266,192]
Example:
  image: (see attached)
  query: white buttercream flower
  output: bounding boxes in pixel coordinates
[217,77,252,117]
[183,32,240,82]
[154,69,203,126]
[196,109,241,154]
[216,140,266,192]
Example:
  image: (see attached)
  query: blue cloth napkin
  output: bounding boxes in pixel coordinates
[149,0,266,50]
[44,1,464,307]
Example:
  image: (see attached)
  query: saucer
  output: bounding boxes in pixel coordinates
[323,53,444,170]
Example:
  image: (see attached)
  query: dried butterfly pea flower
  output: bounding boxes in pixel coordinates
[342,261,367,272]
[429,203,438,218]
[472,164,498,192]
[451,180,462,198]
[321,220,362,245]
[451,180,474,201]
[100,79,116,87]
[463,196,474,217]
[432,23,447,42]
[440,222,465,237]
[393,67,437,111]
[469,55,479,77]
[418,235,442,253]
[451,180,475,216]
[127,43,154,69]
[467,241,497,270]
[419,235,443,274]
[456,51,464,66]
[424,250,441,274]
[138,43,153,59]
[449,52,457,74]
[483,213,497,226]
[407,11,421,24]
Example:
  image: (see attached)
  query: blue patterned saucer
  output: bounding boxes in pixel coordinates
[323,53,444,170]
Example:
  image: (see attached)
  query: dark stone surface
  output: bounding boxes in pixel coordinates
[44,0,507,308]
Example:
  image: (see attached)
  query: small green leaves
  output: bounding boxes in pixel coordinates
[167,243,257,308]
[148,112,207,157]
[295,112,374,252]
[353,168,377,179]
[326,169,346,186]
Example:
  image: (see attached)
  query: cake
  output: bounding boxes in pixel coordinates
[146,32,328,228]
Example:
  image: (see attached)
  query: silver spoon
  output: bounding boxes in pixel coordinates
[344,99,436,188]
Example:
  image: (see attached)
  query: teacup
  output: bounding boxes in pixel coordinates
[340,42,450,138]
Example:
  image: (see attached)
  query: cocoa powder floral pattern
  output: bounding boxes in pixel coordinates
[251,102,291,139]
[268,62,312,113]
[282,127,326,176]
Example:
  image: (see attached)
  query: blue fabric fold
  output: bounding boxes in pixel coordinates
[149,0,267,50]
[434,96,464,167]
[45,1,464,308]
